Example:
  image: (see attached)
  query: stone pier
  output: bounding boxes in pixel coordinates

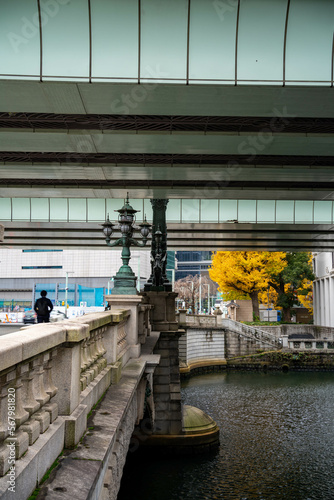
[141,291,183,436]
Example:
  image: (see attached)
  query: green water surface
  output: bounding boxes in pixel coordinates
[118,371,334,500]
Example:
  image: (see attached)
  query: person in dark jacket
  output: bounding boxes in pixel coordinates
[34,290,53,323]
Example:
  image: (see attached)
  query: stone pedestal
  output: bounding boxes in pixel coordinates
[106,294,143,358]
[141,291,178,332]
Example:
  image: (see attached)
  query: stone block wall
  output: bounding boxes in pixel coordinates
[225,330,261,358]
[179,334,187,363]
[185,329,225,364]
[153,332,183,435]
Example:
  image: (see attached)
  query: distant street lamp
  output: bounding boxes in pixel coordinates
[101,194,151,295]
[186,280,195,312]
[203,283,210,314]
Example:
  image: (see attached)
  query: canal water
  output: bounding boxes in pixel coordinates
[118,372,334,500]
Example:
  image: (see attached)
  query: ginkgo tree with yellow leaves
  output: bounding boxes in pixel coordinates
[297,279,313,314]
[210,251,314,321]
[209,251,287,318]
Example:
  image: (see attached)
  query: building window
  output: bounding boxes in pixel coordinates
[22,266,63,270]
[22,249,63,253]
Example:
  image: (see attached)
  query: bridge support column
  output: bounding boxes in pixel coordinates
[152,330,184,435]
[141,291,184,436]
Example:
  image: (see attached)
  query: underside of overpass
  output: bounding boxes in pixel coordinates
[0,0,334,251]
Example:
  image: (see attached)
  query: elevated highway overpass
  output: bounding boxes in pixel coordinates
[2,221,334,252]
[0,0,334,251]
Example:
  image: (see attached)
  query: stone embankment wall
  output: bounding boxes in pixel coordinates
[226,351,334,372]
[224,329,263,358]
[179,328,225,366]
[178,315,281,373]
[178,314,226,372]
[178,315,334,375]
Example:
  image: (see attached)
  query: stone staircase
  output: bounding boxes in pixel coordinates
[222,318,282,349]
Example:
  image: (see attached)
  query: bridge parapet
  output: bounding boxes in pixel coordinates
[179,312,223,329]
[0,308,142,498]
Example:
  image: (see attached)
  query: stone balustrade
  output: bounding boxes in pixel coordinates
[282,336,334,351]
[0,308,139,498]
[178,312,223,328]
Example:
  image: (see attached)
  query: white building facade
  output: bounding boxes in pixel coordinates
[313,252,334,327]
[0,248,151,307]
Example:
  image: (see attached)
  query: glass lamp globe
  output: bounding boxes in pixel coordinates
[101,215,114,239]
[139,216,151,238]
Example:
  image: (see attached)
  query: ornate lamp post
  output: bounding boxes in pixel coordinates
[101,194,151,295]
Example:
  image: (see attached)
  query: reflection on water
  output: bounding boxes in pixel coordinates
[118,372,334,500]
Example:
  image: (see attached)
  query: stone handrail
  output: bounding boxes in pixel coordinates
[222,318,282,349]
[0,308,132,485]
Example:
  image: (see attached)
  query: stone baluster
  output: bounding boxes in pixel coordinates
[85,337,94,368]
[43,349,59,424]
[93,329,101,363]
[0,370,30,468]
[93,329,106,373]
[21,362,40,416]
[92,330,103,375]
[80,341,89,391]
[117,325,127,357]
[0,371,16,442]
[87,333,99,379]
[43,350,58,399]
[91,330,101,376]
[97,328,107,370]
[30,356,51,435]
[96,328,106,357]
[83,337,95,385]
[14,365,30,427]
[81,338,89,372]
[33,355,50,407]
